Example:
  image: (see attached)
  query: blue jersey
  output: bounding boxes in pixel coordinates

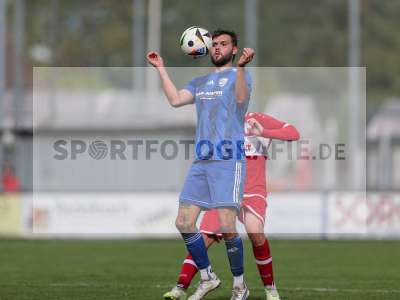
[184,68,251,160]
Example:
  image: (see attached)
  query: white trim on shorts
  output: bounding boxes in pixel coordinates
[243,193,266,201]
[242,204,265,225]
[232,161,242,204]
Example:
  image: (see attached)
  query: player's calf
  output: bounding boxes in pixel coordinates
[244,212,279,298]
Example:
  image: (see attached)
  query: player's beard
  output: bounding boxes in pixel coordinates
[211,51,234,67]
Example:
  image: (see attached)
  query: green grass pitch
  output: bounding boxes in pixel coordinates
[0,239,399,299]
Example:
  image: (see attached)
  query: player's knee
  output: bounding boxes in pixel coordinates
[175,218,196,233]
[244,217,264,236]
[219,223,237,236]
[248,232,266,247]
[219,217,236,233]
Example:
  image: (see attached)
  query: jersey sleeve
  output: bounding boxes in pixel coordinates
[247,112,285,129]
[246,112,300,141]
[183,77,197,96]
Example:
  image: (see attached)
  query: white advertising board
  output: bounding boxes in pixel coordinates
[20,192,400,238]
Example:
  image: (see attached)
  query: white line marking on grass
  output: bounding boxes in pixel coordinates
[281,287,400,294]
[49,284,400,294]
[3,283,400,295]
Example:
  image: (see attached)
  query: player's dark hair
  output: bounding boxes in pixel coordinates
[212,29,238,46]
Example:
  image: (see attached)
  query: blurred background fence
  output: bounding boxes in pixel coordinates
[0,0,399,238]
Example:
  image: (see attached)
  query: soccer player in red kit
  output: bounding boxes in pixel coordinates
[164,112,300,300]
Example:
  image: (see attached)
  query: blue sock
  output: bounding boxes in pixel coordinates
[181,232,210,270]
[225,235,244,276]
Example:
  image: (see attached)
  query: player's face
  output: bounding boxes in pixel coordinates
[210,34,238,67]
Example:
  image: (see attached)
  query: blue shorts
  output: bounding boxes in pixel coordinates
[180,160,246,210]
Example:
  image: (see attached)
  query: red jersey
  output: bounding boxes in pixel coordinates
[243,112,299,197]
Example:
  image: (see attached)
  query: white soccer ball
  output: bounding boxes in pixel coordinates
[180,26,212,58]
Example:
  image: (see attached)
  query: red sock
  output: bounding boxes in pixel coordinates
[176,254,198,289]
[252,239,275,286]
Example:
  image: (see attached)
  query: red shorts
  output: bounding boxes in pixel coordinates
[199,194,267,237]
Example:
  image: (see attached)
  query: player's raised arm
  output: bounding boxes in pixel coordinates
[247,112,300,141]
[235,48,254,104]
[146,51,194,108]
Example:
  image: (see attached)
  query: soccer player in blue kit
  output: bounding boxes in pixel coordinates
[147,29,254,300]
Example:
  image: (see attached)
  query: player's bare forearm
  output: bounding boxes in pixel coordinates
[147,51,193,107]
[157,67,193,108]
[235,67,250,104]
[235,48,254,103]
[157,67,180,107]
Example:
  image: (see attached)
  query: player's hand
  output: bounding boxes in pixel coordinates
[247,118,264,136]
[236,48,255,67]
[146,51,165,68]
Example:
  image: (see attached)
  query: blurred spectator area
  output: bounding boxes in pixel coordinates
[367,100,400,190]
[1,0,400,192]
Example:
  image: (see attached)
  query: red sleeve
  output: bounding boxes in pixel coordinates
[262,125,300,141]
[246,112,285,129]
[246,112,300,141]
